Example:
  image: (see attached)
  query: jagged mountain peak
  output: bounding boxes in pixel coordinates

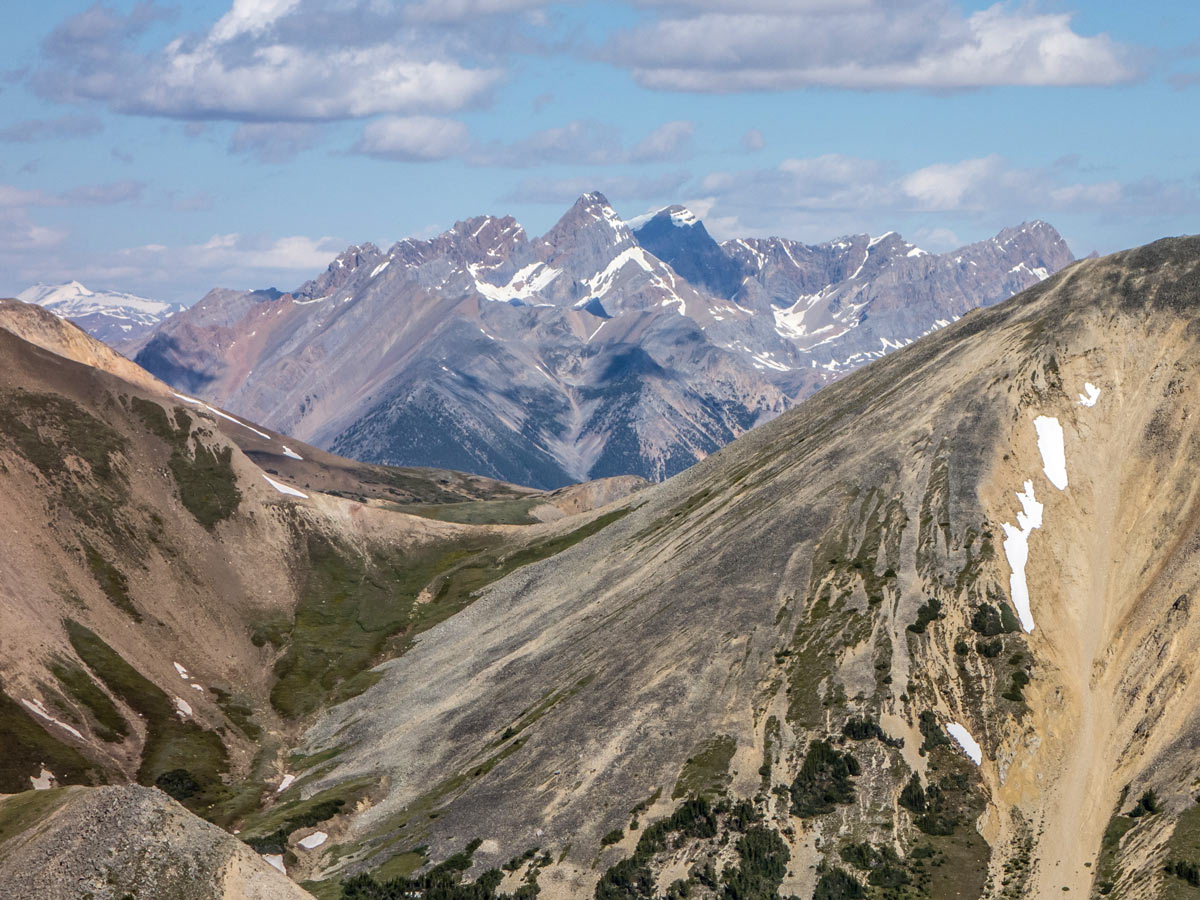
[543,191,630,246]
[131,196,1075,489]
[632,204,747,299]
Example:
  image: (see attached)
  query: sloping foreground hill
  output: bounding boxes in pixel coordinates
[0,302,643,898]
[0,785,311,900]
[276,236,1200,900]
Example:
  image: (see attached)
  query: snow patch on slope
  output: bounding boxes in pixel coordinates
[1035,416,1068,490]
[946,723,983,765]
[1001,480,1044,633]
[22,698,84,740]
[471,262,561,302]
[262,474,308,499]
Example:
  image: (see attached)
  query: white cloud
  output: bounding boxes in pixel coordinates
[126,232,344,272]
[687,152,1196,241]
[210,0,301,43]
[629,120,695,162]
[36,1,503,122]
[901,156,1004,210]
[607,1,1138,91]
[353,116,472,161]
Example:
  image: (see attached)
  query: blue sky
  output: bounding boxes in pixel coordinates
[0,0,1197,302]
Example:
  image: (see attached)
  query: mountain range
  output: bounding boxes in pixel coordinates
[3,235,1200,900]
[17,280,184,345]
[128,194,1072,488]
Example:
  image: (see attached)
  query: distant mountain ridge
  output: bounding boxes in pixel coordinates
[17,280,183,345]
[132,194,1073,487]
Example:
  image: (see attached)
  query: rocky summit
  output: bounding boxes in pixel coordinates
[129,194,1072,488]
[4,236,1200,900]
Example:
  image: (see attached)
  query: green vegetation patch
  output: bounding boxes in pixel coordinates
[210,687,262,741]
[0,787,76,851]
[398,497,542,526]
[672,735,737,800]
[81,540,141,622]
[838,842,910,889]
[342,839,539,900]
[168,441,242,529]
[64,619,227,813]
[1093,813,1135,896]
[134,395,242,528]
[790,739,860,818]
[814,867,866,900]
[721,827,790,899]
[907,597,944,634]
[271,510,629,719]
[970,602,1020,637]
[1159,801,1200,900]
[238,777,373,853]
[0,390,129,538]
[0,688,104,792]
[841,716,903,748]
[48,658,128,743]
[130,396,187,446]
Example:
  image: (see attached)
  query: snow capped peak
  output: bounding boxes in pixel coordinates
[571,192,624,227]
[669,207,698,227]
[627,205,700,232]
[17,281,177,318]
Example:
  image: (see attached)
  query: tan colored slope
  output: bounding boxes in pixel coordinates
[0,785,311,900]
[0,298,172,395]
[0,296,541,507]
[291,238,1200,898]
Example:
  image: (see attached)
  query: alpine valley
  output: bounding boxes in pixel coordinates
[129,194,1073,488]
[5,235,1200,900]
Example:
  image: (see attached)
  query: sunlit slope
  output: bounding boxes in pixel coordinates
[294,237,1200,900]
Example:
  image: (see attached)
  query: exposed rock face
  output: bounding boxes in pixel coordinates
[16,280,183,346]
[0,786,311,900]
[4,239,1200,900]
[132,195,1072,488]
[289,237,1200,899]
[0,298,643,898]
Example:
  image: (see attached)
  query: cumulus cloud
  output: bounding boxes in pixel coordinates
[0,114,102,142]
[34,1,503,122]
[606,0,1138,91]
[353,116,472,161]
[229,122,319,163]
[628,120,695,162]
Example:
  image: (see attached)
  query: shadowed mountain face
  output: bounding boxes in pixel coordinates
[5,239,1200,900]
[131,194,1072,488]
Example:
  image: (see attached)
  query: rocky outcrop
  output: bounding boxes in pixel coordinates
[0,786,312,899]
